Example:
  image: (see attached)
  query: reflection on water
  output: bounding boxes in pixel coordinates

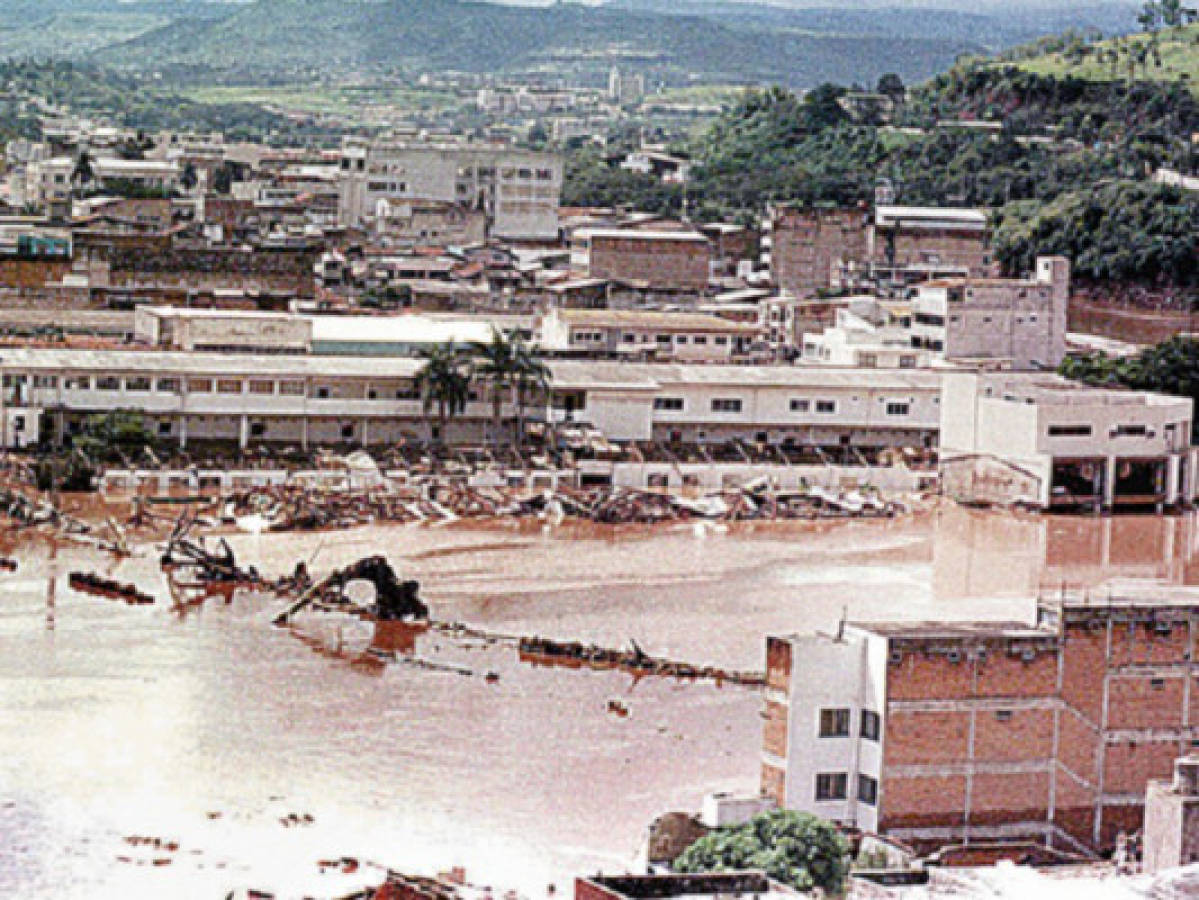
[2,507,1199,898]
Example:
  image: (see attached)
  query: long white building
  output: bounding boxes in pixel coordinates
[0,349,942,452]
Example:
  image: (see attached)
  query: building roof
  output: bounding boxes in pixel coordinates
[310,315,499,347]
[576,228,709,243]
[875,205,988,230]
[556,309,758,334]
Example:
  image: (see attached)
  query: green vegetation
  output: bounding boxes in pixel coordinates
[673,809,850,895]
[997,23,1199,95]
[1060,337,1199,436]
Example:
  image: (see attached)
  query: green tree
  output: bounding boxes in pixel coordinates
[70,149,95,196]
[511,340,551,449]
[673,809,850,895]
[876,72,906,102]
[416,342,472,450]
[469,327,521,447]
[180,162,198,193]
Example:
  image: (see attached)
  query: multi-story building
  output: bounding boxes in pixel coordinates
[762,591,1199,857]
[870,205,991,277]
[574,228,711,293]
[0,350,942,453]
[538,308,759,362]
[769,205,870,299]
[940,370,1197,511]
[336,138,562,241]
[910,256,1070,370]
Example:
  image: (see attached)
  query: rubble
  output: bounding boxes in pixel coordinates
[68,572,155,605]
[518,636,765,686]
[273,555,427,626]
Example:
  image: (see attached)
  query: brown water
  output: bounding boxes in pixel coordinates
[2,507,1197,898]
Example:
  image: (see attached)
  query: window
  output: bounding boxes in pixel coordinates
[675,335,689,344]
[886,402,910,417]
[899,355,917,369]
[32,375,57,389]
[621,333,636,343]
[248,380,275,395]
[315,386,330,399]
[216,379,242,394]
[341,423,354,440]
[995,710,1013,722]
[859,353,877,368]
[790,399,810,413]
[816,400,836,414]
[1048,425,1092,437]
[858,774,878,806]
[815,773,848,801]
[1114,424,1148,436]
[157,421,172,436]
[96,376,120,391]
[250,421,266,437]
[279,381,305,396]
[819,708,850,737]
[693,336,708,345]
[156,378,180,394]
[655,334,672,344]
[65,375,90,390]
[711,398,742,413]
[654,397,684,411]
[188,378,213,393]
[125,376,151,392]
[861,710,880,741]
[714,336,728,346]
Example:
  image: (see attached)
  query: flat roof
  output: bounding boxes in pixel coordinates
[875,205,988,230]
[557,309,758,333]
[310,315,499,346]
[576,228,709,243]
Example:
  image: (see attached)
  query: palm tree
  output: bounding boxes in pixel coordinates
[415,342,471,452]
[71,150,95,197]
[468,327,520,447]
[512,342,551,450]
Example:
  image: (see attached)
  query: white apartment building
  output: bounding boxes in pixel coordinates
[910,255,1069,370]
[801,302,928,369]
[940,371,1197,510]
[0,350,941,453]
[336,138,562,240]
[538,308,758,362]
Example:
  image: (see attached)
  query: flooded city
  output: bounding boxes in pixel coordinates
[3,506,1197,899]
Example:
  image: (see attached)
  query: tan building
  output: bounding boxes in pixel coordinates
[538,307,758,361]
[769,205,869,298]
[576,228,711,293]
[762,591,1199,858]
[871,205,991,277]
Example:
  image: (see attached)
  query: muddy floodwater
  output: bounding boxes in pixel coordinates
[3,506,1199,898]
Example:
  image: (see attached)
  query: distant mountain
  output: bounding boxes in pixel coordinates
[85,0,986,86]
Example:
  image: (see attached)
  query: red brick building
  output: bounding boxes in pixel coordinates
[762,593,1199,857]
[579,229,711,293]
[769,205,869,298]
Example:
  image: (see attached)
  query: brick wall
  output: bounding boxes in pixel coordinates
[0,258,73,289]
[589,235,710,292]
[771,207,868,298]
[762,699,788,758]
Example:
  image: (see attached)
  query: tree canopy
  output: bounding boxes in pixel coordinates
[672,809,850,895]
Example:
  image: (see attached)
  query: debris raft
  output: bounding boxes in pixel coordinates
[273,555,427,626]
[68,572,155,605]
[518,636,765,686]
[0,484,130,553]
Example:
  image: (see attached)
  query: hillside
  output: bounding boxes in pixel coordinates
[87,0,986,87]
[998,22,1199,95]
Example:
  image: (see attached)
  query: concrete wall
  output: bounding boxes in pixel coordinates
[610,462,930,493]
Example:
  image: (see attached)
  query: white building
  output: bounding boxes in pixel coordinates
[801,301,927,369]
[940,370,1197,510]
[538,308,758,362]
[337,138,562,240]
[0,350,942,453]
[910,256,1069,370]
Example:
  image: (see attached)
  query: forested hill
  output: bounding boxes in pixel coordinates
[87,0,985,86]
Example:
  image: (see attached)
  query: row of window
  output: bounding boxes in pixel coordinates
[653,398,910,417]
[815,772,878,805]
[819,707,880,740]
[26,375,424,401]
[1048,424,1163,438]
[618,333,731,346]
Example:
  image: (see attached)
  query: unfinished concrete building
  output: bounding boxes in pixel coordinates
[769,205,869,298]
[762,591,1199,858]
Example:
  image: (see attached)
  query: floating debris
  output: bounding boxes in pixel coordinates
[68,572,155,606]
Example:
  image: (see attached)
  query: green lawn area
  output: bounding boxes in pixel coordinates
[1002,24,1199,96]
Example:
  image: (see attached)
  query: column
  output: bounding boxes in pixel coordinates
[238,414,249,451]
[179,415,188,450]
[361,418,370,447]
[1104,456,1118,509]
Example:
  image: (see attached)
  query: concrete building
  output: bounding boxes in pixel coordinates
[939,371,1197,510]
[574,228,711,293]
[762,590,1199,858]
[337,138,561,240]
[801,301,926,369]
[0,350,942,453]
[871,206,991,277]
[910,256,1070,370]
[1143,755,1199,874]
[538,308,758,362]
[770,205,870,298]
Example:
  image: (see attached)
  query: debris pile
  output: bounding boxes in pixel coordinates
[217,478,902,531]
[273,555,427,626]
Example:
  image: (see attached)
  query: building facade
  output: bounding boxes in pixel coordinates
[770,206,870,299]
[337,138,562,240]
[576,229,711,293]
[763,593,1199,857]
